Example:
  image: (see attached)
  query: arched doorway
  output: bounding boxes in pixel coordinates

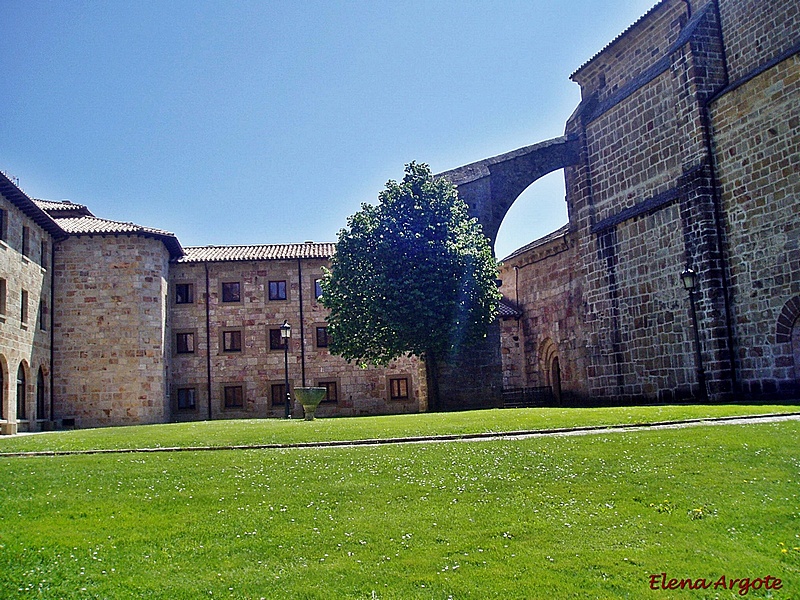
[540,339,562,404]
[776,297,800,393]
[16,364,26,421]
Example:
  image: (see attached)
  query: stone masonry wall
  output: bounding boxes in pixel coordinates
[711,53,800,397]
[0,192,52,432]
[571,0,687,103]
[564,0,732,402]
[169,257,425,420]
[498,231,587,402]
[717,0,800,83]
[52,235,170,427]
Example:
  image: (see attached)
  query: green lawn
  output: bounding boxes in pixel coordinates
[0,403,797,454]
[0,408,798,598]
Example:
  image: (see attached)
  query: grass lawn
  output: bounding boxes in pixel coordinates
[0,403,797,454]
[0,407,798,598]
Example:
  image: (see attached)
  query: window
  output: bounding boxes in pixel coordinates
[177,387,197,410]
[314,279,323,300]
[36,368,45,420]
[40,241,48,269]
[176,332,195,354]
[39,300,47,331]
[269,328,287,351]
[319,381,338,404]
[221,282,241,303]
[175,283,194,304]
[0,278,6,315]
[269,280,287,301]
[223,385,244,409]
[271,384,287,409]
[20,290,28,324]
[389,377,410,401]
[0,366,4,420]
[22,227,30,258]
[222,330,242,352]
[16,365,26,420]
[0,209,6,242]
[316,326,329,348]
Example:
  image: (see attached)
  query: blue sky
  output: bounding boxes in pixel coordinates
[2,1,657,260]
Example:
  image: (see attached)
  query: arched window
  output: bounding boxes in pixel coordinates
[0,364,4,420]
[16,364,26,420]
[37,368,46,420]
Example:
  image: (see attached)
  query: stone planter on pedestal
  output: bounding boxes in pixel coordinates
[294,387,327,421]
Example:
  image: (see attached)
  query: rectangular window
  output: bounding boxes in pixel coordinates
[0,209,6,241]
[176,332,195,354]
[22,226,30,258]
[39,300,47,331]
[269,328,286,351]
[223,385,244,409]
[319,380,338,403]
[314,278,323,299]
[177,387,197,410]
[390,377,410,401]
[175,283,194,304]
[222,330,242,352]
[21,290,28,324]
[271,384,287,409]
[221,281,241,303]
[268,280,287,301]
[40,240,48,269]
[316,326,329,348]
[0,278,6,315]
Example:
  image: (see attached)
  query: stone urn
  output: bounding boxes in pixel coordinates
[293,387,327,421]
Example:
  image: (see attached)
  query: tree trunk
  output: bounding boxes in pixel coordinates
[424,351,441,412]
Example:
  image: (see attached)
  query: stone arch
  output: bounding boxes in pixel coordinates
[16,361,29,421]
[438,136,581,250]
[539,338,562,403]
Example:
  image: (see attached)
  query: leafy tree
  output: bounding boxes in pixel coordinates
[321,162,500,410]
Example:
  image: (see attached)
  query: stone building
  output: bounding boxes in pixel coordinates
[493,0,800,404]
[0,176,63,434]
[0,174,424,432]
[2,0,797,431]
[168,244,424,422]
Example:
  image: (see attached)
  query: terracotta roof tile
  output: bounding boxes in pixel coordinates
[178,242,336,263]
[0,173,66,238]
[56,216,183,258]
[34,199,95,218]
[499,297,523,318]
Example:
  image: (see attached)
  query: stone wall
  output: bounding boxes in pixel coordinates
[169,256,425,420]
[0,192,53,432]
[711,53,800,397]
[498,228,587,402]
[52,234,171,427]
[562,0,737,402]
[717,0,800,83]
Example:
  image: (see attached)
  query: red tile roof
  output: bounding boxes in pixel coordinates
[34,199,95,218]
[0,173,66,239]
[56,216,183,258]
[177,242,336,263]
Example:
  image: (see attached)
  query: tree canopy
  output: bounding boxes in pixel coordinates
[320,162,500,368]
